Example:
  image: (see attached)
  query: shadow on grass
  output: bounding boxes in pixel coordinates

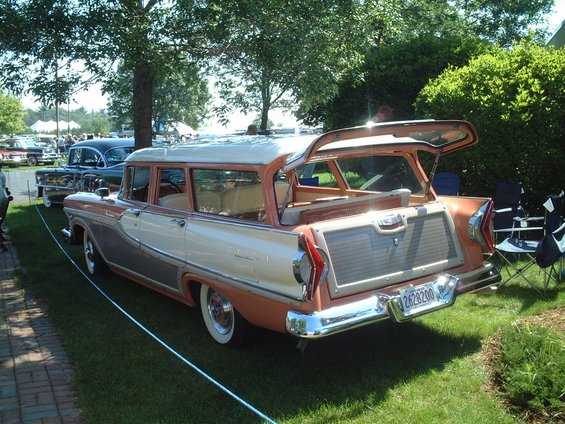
[489,255,563,311]
[5,203,559,423]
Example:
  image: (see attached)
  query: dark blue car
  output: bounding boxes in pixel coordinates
[36,138,135,207]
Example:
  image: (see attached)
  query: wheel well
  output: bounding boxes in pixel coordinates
[71,224,85,245]
[187,280,202,306]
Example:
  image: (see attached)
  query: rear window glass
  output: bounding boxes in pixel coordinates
[337,156,423,194]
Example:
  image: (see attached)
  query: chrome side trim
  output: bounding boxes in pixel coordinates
[287,274,459,338]
[110,263,182,294]
[66,207,306,303]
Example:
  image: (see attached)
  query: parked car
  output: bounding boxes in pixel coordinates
[0,145,27,168]
[36,138,135,207]
[62,120,500,349]
[3,137,58,166]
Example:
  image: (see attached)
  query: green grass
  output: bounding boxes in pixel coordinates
[5,201,565,423]
[493,323,564,420]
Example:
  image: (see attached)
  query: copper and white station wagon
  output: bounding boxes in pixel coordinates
[62,120,500,349]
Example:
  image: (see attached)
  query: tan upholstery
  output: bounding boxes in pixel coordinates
[196,191,222,213]
[159,193,189,210]
[221,184,264,214]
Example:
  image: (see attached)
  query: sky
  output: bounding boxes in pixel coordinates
[20,1,564,129]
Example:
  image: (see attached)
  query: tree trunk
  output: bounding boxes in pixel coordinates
[133,60,153,150]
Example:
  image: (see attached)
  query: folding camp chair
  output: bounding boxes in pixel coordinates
[492,181,529,241]
[536,223,565,290]
[432,171,461,195]
[495,232,542,293]
[535,191,565,290]
[495,191,564,292]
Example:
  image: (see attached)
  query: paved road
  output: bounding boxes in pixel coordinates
[3,170,38,204]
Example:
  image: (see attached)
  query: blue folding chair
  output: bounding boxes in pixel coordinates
[432,171,460,195]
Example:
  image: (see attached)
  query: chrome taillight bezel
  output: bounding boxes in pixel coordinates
[292,235,328,301]
[468,200,495,253]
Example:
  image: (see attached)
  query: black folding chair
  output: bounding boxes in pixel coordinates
[492,181,531,242]
[535,191,565,289]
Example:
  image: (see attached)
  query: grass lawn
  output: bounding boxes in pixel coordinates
[6,201,565,423]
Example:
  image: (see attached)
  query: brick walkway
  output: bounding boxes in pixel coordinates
[0,231,83,424]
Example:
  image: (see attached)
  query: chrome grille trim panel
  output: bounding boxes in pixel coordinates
[314,203,464,297]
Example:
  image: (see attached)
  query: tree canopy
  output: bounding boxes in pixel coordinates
[0,91,27,134]
[300,0,554,129]
[0,0,556,144]
[207,0,376,131]
[415,40,565,210]
[106,61,210,134]
[1,0,210,149]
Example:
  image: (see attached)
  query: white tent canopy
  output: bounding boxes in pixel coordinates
[30,120,81,132]
[170,122,195,135]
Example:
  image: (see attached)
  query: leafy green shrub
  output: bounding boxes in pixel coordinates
[495,322,565,420]
[415,40,565,212]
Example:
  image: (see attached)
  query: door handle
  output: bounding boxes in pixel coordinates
[171,218,186,227]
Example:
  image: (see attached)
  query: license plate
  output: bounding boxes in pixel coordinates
[400,284,437,314]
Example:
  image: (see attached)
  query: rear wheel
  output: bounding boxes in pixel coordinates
[200,284,246,346]
[83,232,105,275]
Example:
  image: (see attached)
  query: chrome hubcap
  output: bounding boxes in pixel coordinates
[207,290,233,335]
[85,239,95,270]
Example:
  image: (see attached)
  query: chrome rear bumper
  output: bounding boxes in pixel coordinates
[286,264,501,339]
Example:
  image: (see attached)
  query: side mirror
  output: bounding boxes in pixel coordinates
[95,187,110,198]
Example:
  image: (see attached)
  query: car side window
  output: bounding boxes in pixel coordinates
[106,147,134,167]
[82,149,101,167]
[297,162,338,188]
[68,149,82,166]
[192,169,265,222]
[125,165,151,203]
[157,167,188,210]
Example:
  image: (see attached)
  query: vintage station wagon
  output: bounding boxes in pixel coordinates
[62,120,500,349]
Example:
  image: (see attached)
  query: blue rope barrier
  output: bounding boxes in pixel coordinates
[35,204,277,424]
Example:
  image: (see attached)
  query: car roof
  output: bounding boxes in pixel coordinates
[125,120,478,167]
[71,138,135,151]
[127,135,318,165]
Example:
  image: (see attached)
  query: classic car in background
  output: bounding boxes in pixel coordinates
[62,120,500,349]
[0,146,27,167]
[36,138,135,207]
[2,137,58,166]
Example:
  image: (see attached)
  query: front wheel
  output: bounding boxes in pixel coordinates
[43,194,52,208]
[27,156,38,167]
[200,284,247,346]
[83,231,105,275]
